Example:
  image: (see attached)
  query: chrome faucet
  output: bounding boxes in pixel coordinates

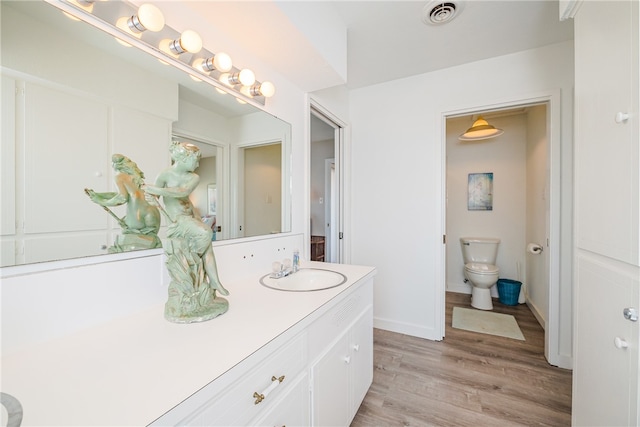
[270,250,301,279]
[270,259,293,279]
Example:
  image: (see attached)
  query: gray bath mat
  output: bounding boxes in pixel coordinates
[452,306,525,341]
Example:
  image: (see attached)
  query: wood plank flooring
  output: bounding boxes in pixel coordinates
[351,292,572,426]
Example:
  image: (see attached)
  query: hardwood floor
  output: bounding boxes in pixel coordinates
[351,292,572,426]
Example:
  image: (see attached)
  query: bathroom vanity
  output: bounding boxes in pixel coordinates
[0,260,375,426]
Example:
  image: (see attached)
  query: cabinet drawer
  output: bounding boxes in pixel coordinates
[250,372,309,427]
[179,333,307,426]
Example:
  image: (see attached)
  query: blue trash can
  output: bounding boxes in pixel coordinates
[497,279,522,306]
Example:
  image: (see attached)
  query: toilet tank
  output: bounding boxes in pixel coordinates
[460,237,500,264]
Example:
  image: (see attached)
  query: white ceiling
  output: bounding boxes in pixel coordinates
[331,0,574,89]
[175,0,573,92]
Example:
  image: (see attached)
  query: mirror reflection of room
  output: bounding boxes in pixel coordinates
[0,1,291,267]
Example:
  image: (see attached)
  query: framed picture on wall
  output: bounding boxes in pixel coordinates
[468,172,493,210]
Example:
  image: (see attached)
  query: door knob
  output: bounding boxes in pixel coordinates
[623,307,638,322]
[614,336,628,349]
[615,112,630,123]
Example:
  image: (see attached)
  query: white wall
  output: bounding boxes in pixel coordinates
[349,41,574,356]
[446,114,528,298]
[525,105,549,324]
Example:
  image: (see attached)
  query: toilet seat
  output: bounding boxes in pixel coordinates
[464,262,499,275]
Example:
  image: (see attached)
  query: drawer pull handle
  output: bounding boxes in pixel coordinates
[253,375,285,405]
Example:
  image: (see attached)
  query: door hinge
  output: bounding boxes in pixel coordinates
[339,232,343,240]
[443,234,446,244]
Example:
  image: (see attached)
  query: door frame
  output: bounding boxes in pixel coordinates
[439,89,571,368]
[309,99,347,264]
[324,158,337,262]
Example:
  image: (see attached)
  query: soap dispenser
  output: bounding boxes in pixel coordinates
[292,249,300,273]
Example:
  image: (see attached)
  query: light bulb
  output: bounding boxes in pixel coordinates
[238,69,255,86]
[240,86,252,97]
[131,4,165,32]
[219,73,233,87]
[180,30,203,53]
[169,30,202,55]
[250,81,276,98]
[197,53,233,73]
[259,81,275,97]
[213,53,233,73]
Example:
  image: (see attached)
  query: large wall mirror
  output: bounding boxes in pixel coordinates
[1,0,292,268]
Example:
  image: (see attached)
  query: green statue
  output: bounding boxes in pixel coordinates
[144,142,229,323]
[85,154,161,253]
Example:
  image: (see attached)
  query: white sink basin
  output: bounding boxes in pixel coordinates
[260,268,347,292]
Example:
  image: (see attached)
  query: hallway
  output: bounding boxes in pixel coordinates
[351,292,572,426]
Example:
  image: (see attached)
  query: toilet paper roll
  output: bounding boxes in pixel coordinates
[527,243,543,254]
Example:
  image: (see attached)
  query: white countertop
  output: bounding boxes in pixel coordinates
[1,262,376,426]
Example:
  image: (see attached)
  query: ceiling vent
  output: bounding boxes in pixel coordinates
[422,1,462,25]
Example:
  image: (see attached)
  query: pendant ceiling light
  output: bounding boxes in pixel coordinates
[459,116,504,141]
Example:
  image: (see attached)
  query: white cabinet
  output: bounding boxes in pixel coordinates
[311,305,373,427]
[251,372,310,427]
[161,333,308,427]
[307,279,374,426]
[350,307,374,409]
[153,275,375,427]
[574,0,639,265]
[312,330,351,425]
[573,256,639,426]
[573,0,640,425]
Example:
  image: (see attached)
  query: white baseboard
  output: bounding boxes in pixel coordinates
[373,317,442,341]
[526,298,547,330]
[447,283,471,294]
[447,282,499,298]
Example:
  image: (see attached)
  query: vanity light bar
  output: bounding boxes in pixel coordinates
[53,0,274,105]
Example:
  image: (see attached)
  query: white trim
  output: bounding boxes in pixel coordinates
[559,0,583,21]
[324,158,336,262]
[373,317,443,341]
[308,97,350,264]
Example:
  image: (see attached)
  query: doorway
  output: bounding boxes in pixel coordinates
[442,95,569,368]
[172,134,224,239]
[310,105,343,263]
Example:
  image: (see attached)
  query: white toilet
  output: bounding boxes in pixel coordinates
[460,237,500,310]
